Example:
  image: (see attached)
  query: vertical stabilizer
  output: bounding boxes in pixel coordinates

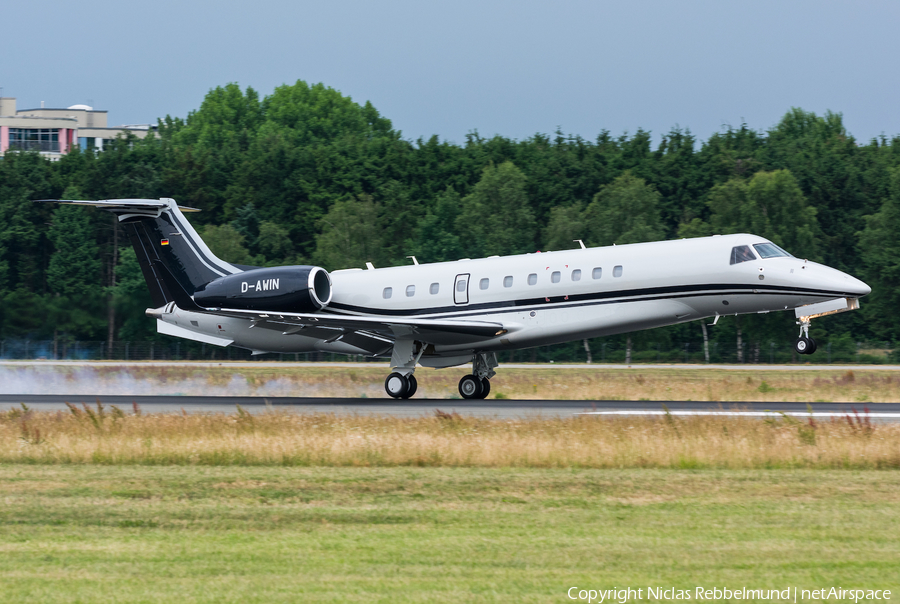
[37,197,242,306]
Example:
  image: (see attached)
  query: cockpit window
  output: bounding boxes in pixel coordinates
[730,245,757,265]
[753,242,792,259]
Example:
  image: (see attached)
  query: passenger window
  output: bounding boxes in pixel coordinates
[430,283,439,295]
[592,267,602,279]
[406,285,415,297]
[613,265,623,277]
[528,273,537,285]
[480,278,489,290]
[572,269,581,281]
[551,271,561,283]
[730,245,757,265]
[456,280,466,292]
[383,287,393,299]
[503,276,513,288]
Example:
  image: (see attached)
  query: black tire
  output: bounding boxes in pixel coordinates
[384,372,409,399]
[405,374,418,398]
[458,375,483,399]
[807,338,817,354]
[478,378,491,399]
[794,337,811,355]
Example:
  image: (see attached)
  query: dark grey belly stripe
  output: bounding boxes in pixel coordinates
[324,283,850,320]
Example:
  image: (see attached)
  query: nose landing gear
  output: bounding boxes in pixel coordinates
[794,336,817,355]
[794,318,817,355]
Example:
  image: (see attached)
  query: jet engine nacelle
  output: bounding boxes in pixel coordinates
[193,266,332,312]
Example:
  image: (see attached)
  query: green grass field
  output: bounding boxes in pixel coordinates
[1,466,898,603]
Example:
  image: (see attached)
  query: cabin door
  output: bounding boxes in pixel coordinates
[453,273,470,304]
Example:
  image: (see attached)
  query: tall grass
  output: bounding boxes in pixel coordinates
[2,403,899,468]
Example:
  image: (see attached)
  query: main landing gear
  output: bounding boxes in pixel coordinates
[458,374,490,399]
[384,340,423,400]
[384,372,418,399]
[382,343,500,400]
[458,352,498,400]
[794,318,818,355]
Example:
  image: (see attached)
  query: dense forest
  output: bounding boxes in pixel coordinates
[2,80,900,362]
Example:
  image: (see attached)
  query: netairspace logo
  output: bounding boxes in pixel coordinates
[567,587,893,603]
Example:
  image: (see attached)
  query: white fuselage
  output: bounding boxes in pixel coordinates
[157,234,870,363]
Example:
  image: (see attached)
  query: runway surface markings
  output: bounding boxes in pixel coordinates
[579,410,900,419]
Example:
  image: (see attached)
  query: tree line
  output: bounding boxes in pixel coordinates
[1,80,899,361]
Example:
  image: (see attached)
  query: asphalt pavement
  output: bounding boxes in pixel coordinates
[2,394,897,420]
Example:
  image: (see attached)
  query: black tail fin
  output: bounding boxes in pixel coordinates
[150,259,205,312]
[37,198,242,307]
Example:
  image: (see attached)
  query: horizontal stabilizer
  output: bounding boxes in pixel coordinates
[35,199,200,213]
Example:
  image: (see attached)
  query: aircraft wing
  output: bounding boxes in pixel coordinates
[209,307,513,348]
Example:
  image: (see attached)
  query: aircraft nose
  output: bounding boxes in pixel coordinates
[804,262,871,297]
[836,270,870,297]
[851,276,872,297]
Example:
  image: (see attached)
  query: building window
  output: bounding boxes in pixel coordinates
[572,269,581,281]
[592,267,602,279]
[8,128,59,152]
[527,273,537,286]
[383,287,393,299]
[503,276,513,288]
[406,285,415,297]
[613,265,623,277]
[479,278,489,290]
[551,271,561,283]
[430,283,439,295]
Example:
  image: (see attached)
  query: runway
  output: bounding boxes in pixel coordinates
[4,361,900,371]
[2,394,898,420]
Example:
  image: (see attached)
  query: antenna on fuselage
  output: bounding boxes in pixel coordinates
[406,256,419,266]
[365,262,375,270]
[574,240,586,249]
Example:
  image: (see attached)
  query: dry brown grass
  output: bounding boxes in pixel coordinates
[9,363,900,401]
[3,403,899,468]
[483,367,900,402]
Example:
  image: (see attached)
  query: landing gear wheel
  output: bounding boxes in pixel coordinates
[479,377,491,399]
[405,374,418,398]
[458,375,483,399]
[795,337,812,355]
[385,372,409,399]
[807,338,817,354]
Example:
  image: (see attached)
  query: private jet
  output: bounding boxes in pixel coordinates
[40,198,871,399]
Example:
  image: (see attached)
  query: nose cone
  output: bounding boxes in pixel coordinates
[803,262,871,297]
[847,275,872,297]
[828,267,871,297]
